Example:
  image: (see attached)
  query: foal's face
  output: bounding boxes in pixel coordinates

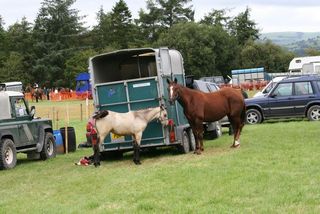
[159,108,169,126]
[167,78,179,105]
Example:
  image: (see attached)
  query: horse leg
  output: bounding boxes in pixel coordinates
[93,136,101,167]
[133,133,142,165]
[230,118,241,148]
[193,121,204,154]
[191,128,200,154]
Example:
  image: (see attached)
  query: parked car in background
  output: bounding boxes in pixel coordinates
[0,81,23,93]
[253,76,285,98]
[187,79,230,138]
[245,75,320,124]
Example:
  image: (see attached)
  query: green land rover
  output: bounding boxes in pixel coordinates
[0,91,56,170]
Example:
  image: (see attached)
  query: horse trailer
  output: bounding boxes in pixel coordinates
[89,47,195,154]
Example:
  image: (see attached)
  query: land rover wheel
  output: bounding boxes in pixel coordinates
[246,109,262,124]
[40,132,56,160]
[0,138,17,170]
[307,105,320,121]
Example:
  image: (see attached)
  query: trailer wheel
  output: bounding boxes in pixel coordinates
[178,130,190,154]
[40,132,56,160]
[0,138,17,170]
[187,129,196,151]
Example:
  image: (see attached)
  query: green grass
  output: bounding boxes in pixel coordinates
[1,119,320,213]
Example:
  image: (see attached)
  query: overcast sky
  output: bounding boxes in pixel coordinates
[1,0,320,33]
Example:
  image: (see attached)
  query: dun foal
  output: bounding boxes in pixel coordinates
[92,105,168,166]
[167,78,245,154]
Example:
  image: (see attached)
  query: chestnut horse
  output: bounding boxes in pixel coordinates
[167,78,245,154]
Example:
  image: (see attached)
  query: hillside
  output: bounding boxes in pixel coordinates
[260,32,320,55]
[260,32,320,46]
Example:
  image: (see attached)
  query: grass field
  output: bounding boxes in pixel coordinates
[1,99,319,213]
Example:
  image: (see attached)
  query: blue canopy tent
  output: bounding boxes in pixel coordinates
[75,72,91,92]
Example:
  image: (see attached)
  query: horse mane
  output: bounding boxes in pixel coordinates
[93,110,109,120]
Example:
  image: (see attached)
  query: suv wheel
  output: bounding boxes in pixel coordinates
[307,105,320,121]
[40,132,57,160]
[213,121,222,138]
[0,138,17,170]
[246,109,262,124]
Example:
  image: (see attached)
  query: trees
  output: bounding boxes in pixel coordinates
[229,7,260,45]
[32,0,84,87]
[0,1,300,87]
[239,40,295,73]
[200,8,230,28]
[65,49,97,88]
[94,0,136,50]
[0,16,6,68]
[137,0,194,44]
[157,22,236,78]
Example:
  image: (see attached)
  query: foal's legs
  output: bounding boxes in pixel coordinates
[133,133,142,165]
[93,137,101,167]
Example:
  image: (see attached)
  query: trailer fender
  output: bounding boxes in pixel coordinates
[175,124,190,144]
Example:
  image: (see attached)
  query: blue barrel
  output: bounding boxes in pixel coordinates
[53,130,64,154]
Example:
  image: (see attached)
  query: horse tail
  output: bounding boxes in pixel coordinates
[93,110,109,120]
[240,103,246,124]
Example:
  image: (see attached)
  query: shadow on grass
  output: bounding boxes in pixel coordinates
[100,146,182,164]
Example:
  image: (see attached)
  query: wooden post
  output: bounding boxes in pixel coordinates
[56,110,59,130]
[86,97,89,120]
[65,104,69,154]
[52,107,55,129]
[80,103,83,121]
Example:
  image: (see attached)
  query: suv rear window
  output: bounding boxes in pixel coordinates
[317,81,320,90]
[294,82,313,95]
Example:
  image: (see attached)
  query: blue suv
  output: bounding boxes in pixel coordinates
[245,75,320,124]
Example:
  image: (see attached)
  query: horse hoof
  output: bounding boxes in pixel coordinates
[133,160,141,165]
[230,144,240,148]
[194,150,201,155]
[94,162,100,167]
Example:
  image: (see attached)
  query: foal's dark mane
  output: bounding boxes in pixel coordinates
[93,110,109,120]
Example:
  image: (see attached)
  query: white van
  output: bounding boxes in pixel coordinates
[289,56,320,74]
[253,76,286,97]
[0,81,23,92]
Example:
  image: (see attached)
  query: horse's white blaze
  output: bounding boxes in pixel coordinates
[169,86,173,99]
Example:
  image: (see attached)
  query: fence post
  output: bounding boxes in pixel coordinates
[80,103,83,121]
[65,104,69,154]
[86,97,89,120]
[56,110,59,130]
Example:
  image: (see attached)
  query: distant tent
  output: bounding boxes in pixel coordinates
[75,72,91,93]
